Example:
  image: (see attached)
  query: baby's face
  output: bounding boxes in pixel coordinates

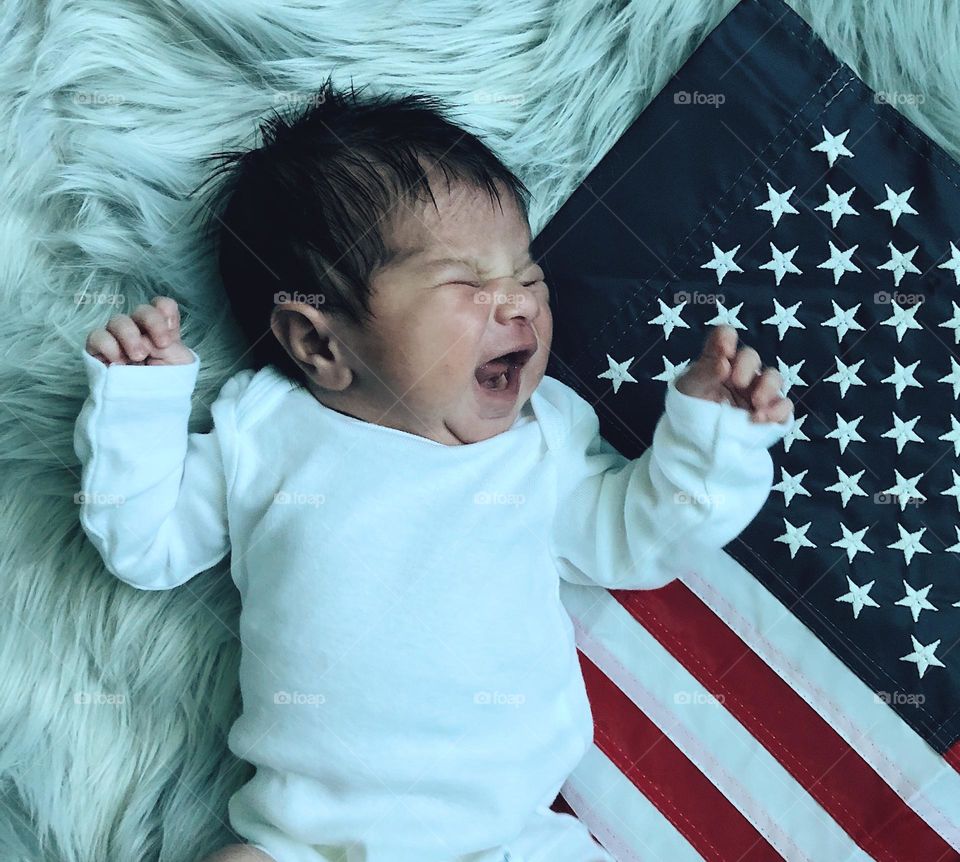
[324,178,553,445]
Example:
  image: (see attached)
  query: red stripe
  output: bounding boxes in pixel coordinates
[580,651,784,862]
[609,579,954,862]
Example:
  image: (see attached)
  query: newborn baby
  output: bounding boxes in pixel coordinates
[74,86,793,862]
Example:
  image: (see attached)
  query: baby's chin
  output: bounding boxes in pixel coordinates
[442,373,538,444]
[444,415,515,445]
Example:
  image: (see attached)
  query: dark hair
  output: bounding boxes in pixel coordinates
[188,76,532,388]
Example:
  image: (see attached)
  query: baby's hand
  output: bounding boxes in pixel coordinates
[84,296,194,367]
[674,325,794,424]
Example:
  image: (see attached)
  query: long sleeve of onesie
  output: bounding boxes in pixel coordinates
[73,347,242,591]
[550,374,794,590]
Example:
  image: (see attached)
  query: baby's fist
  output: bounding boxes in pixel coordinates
[674,325,793,424]
[85,296,194,367]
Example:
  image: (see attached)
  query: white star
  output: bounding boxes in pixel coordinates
[825,466,867,508]
[881,413,923,453]
[824,356,866,398]
[782,414,809,453]
[942,470,960,512]
[775,519,816,558]
[810,125,854,167]
[701,243,743,285]
[877,243,921,288]
[762,299,805,340]
[881,470,926,511]
[755,183,798,226]
[759,243,802,286]
[887,524,931,566]
[825,413,865,454]
[894,580,938,623]
[879,298,922,342]
[597,354,637,394]
[938,301,960,344]
[939,415,960,456]
[937,241,960,286]
[831,523,874,564]
[776,357,806,396]
[820,300,864,342]
[814,184,859,228]
[706,300,747,331]
[817,241,861,285]
[900,635,945,679]
[939,357,960,399]
[651,355,690,384]
[772,468,811,507]
[648,298,691,340]
[874,184,918,226]
[946,525,960,553]
[836,576,880,620]
[882,358,922,399]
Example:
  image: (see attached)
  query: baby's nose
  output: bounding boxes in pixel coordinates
[491,278,543,323]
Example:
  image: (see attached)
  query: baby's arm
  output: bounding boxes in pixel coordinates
[551,326,793,590]
[73,298,240,590]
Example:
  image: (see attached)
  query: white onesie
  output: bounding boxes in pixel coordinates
[73,347,791,862]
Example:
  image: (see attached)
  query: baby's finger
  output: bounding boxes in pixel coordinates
[105,314,150,362]
[86,329,127,365]
[751,395,795,424]
[730,346,762,391]
[676,325,737,397]
[748,367,785,410]
[701,324,738,363]
[131,303,173,351]
[151,296,180,332]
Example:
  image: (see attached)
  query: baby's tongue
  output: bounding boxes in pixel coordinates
[475,357,510,386]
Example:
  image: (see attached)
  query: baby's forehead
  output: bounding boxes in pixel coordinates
[388,191,531,265]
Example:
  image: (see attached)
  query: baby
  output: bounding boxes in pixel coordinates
[74,84,793,862]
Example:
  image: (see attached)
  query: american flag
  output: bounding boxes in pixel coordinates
[533,0,960,858]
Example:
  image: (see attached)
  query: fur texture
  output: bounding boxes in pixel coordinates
[1,0,958,859]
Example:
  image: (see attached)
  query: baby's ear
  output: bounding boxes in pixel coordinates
[269,303,347,390]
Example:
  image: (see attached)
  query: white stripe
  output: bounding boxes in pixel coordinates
[562,743,705,862]
[673,543,960,853]
[559,581,874,862]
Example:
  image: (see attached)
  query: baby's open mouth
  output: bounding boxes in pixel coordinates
[474,348,535,393]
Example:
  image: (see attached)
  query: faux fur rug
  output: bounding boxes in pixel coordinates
[2,0,959,859]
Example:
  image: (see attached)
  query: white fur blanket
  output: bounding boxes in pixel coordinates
[2,0,959,858]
